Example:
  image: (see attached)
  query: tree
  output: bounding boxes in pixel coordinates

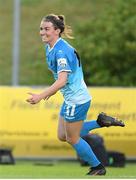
[74,0,136,86]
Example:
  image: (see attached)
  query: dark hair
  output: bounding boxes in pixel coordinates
[42,14,74,39]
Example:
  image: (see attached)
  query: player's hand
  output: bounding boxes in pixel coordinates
[26,92,42,104]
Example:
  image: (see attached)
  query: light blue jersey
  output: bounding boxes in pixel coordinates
[45,38,92,105]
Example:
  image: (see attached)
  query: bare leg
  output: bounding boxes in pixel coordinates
[57,116,66,142]
[65,120,83,145]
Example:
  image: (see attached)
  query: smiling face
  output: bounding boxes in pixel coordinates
[39,21,60,47]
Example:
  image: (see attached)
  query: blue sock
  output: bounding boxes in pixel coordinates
[80,120,101,137]
[73,138,100,167]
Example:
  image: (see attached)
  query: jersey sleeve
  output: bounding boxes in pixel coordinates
[56,50,72,74]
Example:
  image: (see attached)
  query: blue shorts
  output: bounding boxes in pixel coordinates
[60,100,91,122]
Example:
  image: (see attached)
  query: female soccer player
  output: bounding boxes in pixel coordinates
[26,14,124,175]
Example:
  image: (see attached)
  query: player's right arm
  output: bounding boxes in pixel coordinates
[40,71,68,100]
[26,71,68,104]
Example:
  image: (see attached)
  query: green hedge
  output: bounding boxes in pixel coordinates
[74,0,136,86]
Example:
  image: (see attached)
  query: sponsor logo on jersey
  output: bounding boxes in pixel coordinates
[58,58,67,67]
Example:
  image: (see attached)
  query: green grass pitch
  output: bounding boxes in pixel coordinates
[0,161,136,179]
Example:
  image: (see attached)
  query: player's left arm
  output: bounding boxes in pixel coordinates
[26,71,68,104]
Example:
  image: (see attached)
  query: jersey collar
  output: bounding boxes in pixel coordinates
[48,38,61,52]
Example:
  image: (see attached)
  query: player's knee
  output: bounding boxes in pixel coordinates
[57,134,66,142]
[66,136,78,145]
